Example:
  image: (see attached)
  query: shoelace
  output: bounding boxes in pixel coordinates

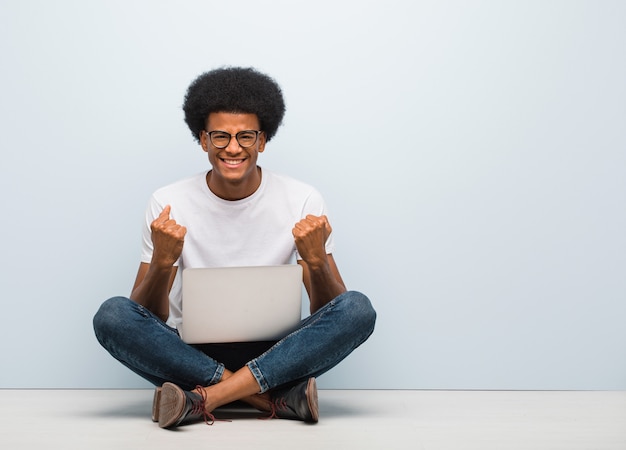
[193,386,217,425]
[261,397,289,420]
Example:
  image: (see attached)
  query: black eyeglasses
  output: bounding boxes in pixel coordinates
[204,130,263,149]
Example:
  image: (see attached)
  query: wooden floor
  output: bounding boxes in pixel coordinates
[0,389,624,449]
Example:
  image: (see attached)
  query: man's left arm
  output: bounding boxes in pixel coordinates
[293,215,347,314]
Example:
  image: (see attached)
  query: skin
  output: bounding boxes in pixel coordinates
[129,112,347,412]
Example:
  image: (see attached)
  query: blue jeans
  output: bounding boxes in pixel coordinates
[93,291,376,393]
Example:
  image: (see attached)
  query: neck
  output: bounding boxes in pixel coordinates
[206,167,262,200]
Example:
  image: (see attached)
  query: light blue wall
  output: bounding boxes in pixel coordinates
[1,0,624,389]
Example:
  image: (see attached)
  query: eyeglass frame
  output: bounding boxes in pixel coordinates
[203,129,264,149]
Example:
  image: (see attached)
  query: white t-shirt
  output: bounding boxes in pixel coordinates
[140,168,334,327]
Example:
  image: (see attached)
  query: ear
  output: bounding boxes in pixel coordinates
[199,130,209,153]
[257,131,267,153]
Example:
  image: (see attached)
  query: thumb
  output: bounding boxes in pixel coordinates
[158,205,171,220]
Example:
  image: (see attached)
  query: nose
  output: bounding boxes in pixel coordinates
[224,136,242,153]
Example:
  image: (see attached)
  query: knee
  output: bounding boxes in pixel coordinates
[92,296,133,341]
[338,291,377,336]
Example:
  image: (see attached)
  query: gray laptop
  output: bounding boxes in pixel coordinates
[180,264,303,344]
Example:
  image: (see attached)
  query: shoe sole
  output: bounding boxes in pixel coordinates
[306,378,319,423]
[151,387,162,422]
[158,382,186,428]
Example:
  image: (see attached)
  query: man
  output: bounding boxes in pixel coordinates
[93,66,376,429]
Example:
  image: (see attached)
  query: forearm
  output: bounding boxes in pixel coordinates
[292,215,346,313]
[131,204,185,321]
[304,257,346,314]
[130,263,176,321]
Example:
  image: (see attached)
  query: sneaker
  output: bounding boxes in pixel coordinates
[268,377,319,423]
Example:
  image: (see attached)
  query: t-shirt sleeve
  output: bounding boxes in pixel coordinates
[139,195,160,263]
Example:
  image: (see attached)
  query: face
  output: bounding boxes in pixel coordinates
[200,112,266,200]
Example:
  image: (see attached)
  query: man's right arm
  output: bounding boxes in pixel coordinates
[130,262,177,322]
[130,205,186,322]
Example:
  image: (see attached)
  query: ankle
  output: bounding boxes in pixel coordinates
[244,392,272,412]
[192,386,215,413]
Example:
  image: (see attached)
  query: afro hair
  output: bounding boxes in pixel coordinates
[183,66,286,144]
